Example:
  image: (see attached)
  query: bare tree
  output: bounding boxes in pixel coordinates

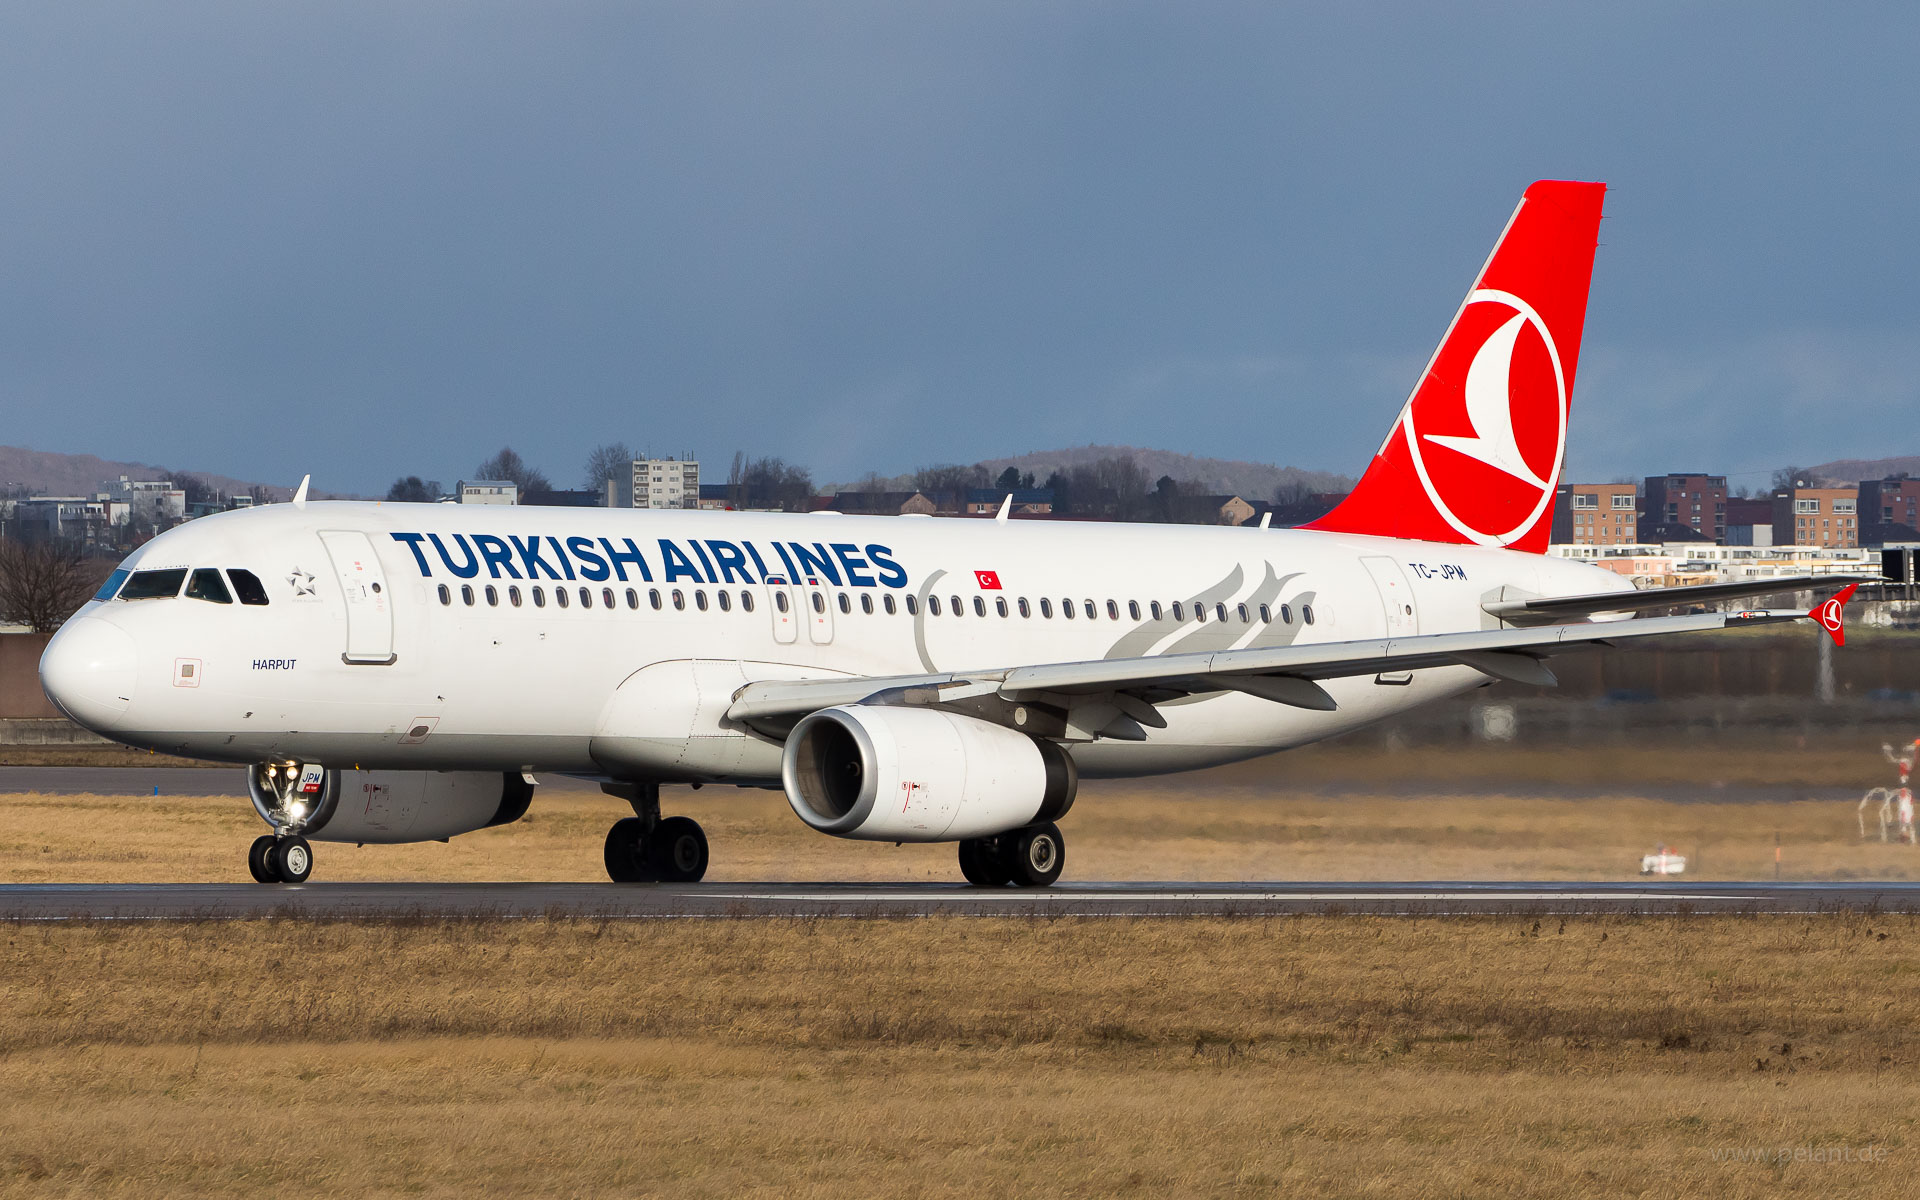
[385,476,437,503]
[582,443,635,492]
[169,473,218,507]
[727,450,747,509]
[0,538,99,633]
[1771,466,1814,492]
[475,447,553,495]
[743,457,816,512]
[912,463,989,495]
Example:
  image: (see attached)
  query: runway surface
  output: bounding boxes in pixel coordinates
[0,766,1859,806]
[3,880,1918,919]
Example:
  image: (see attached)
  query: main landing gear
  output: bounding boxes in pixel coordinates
[957,822,1065,888]
[602,781,709,883]
[248,834,314,883]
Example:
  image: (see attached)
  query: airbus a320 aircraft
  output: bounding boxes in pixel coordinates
[39,180,1860,887]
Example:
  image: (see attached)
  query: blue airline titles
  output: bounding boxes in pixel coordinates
[387,532,910,591]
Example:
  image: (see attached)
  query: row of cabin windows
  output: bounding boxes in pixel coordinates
[434,583,1315,627]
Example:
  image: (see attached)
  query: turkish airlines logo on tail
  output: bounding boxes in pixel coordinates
[1404,289,1567,547]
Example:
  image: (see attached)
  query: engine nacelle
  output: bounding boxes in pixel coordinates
[249,761,535,844]
[782,705,1075,842]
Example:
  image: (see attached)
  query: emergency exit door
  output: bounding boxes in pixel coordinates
[1361,556,1418,637]
[320,530,396,664]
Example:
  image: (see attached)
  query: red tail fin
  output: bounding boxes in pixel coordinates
[1306,180,1607,552]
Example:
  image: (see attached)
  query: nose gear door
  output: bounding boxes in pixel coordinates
[319,530,397,664]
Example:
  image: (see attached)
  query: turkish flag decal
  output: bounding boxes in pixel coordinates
[974,570,1002,590]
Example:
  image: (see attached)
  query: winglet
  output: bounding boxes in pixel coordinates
[292,474,310,510]
[995,494,1011,524]
[1809,582,1861,647]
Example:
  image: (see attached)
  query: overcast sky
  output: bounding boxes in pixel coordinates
[3,3,1916,496]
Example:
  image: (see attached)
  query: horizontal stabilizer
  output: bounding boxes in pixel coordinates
[1484,576,1873,624]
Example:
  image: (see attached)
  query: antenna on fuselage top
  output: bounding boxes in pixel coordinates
[995,494,1011,525]
[292,475,310,510]
[1259,512,1271,529]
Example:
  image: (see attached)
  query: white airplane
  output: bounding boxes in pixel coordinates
[38,179,1860,887]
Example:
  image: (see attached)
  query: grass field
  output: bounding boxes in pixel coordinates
[6,736,1918,1196]
[3,737,1916,884]
[3,914,1916,1197]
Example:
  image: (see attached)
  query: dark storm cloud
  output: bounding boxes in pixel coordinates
[2,3,1915,493]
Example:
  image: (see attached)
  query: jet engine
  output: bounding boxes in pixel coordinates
[781,705,1075,842]
[248,761,535,844]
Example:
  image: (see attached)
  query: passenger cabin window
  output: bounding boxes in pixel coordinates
[1039,598,1052,618]
[186,568,232,604]
[580,587,594,609]
[1258,604,1271,623]
[928,596,942,616]
[555,586,569,609]
[671,590,684,611]
[838,593,851,614]
[650,589,662,610]
[1302,604,1316,625]
[950,594,963,616]
[93,569,130,601]
[228,569,270,606]
[532,586,546,608]
[693,590,706,611]
[1061,599,1074,619]
[1018,597,1031,618]
[741,591,755,613]
[485,585,499,607]
[1107,600,1119,620]
[718,590,732,612]
[438,584,452,605]
[995,597,1008,617]
[1171,601,1184,621]
[1128,600,1141,621]
[1280,604,1292,624]
[510,586,523,608]
[603,587,616,609]
[775,592,789,613]
[883,594,896,615]
[1150,601,1163,621]
[905,594,918,615]
[625,588,638,609]
[119,568,188,601]
[861,594,874,614]
[461,584,475,606]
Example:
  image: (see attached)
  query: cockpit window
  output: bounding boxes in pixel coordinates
[93,569,129,602]
[118,568,188,600]
[227,569,270,606]
[186,568,233,604]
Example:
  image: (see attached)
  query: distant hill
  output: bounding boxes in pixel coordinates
[1805,455,1920,485]
[832,445,1352,501]
[0,445,353,501]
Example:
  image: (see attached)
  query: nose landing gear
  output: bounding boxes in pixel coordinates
[247,833,314,883]
[602,782,709,883]
[246,759,327,883]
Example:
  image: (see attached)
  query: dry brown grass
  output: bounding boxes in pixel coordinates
[2,915,1916,1197]
[1,763,1913,884]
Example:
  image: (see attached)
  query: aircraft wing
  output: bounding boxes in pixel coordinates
[1482,574,1874,624]
[726,603,1823,738]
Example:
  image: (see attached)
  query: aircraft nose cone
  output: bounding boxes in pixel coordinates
[39,618,137,732]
